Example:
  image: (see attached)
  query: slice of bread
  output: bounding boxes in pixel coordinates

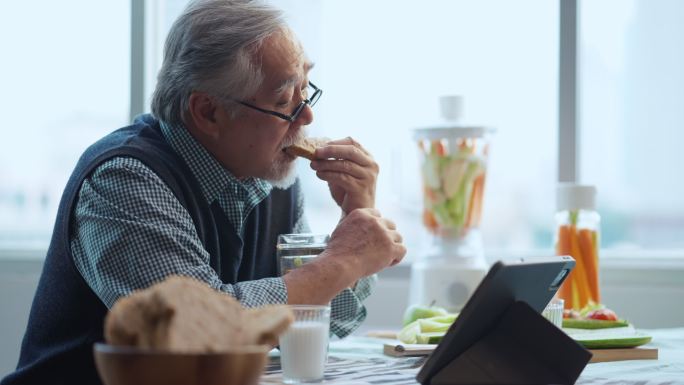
[104,275,294,352]
[284,137,327,160]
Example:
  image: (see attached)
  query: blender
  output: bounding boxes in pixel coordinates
[409,96,494,312]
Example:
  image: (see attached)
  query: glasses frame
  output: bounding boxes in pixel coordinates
[237,81,322,122]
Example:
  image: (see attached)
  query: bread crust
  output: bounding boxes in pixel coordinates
[284,137,327,160]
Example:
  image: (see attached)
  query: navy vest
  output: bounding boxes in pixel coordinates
[2,114,299,385]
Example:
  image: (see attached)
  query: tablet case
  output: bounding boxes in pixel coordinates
[426,301,592,385]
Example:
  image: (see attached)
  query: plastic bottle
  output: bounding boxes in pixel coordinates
[554,184,600,310]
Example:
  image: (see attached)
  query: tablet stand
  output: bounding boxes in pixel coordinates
[428,301,591,385]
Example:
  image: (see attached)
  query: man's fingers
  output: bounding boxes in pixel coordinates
[325,136,371,155]
[382,218,397,231]
[364,207,382,217]
[392,230,403,243]
[314,144,374,167]
[390,244,407,266]
[311,159,368,179]
[315,170,362,187]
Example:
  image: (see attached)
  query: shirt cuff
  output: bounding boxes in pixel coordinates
[353,274,377,301]
[213,277,288,308]
[329,274,377,338]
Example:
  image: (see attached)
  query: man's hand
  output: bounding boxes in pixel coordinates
[323,208,406,277]
[311,137,378,216]
[283,208,405,305]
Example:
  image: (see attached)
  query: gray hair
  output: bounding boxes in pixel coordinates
[151,0,285,127]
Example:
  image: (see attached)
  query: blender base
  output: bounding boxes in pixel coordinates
[409,257,488,312]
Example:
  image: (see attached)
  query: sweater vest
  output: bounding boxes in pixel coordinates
[1,114,298,385]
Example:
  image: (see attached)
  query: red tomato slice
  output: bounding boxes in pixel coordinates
[586,308,619,321]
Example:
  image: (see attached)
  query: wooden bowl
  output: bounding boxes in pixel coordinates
[93,343,270,385]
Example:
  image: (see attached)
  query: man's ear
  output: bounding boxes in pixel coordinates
[187,92,222,139]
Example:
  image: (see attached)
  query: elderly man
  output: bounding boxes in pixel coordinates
[2,1,405,384]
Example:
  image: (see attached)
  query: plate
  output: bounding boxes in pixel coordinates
[563,325,652,349]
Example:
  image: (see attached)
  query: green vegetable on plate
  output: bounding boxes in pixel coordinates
[562,318,629,329]
[398,313,458,344]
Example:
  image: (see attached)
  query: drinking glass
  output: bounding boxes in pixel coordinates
[279,305,331,384]
[542,298,564,328]
[277,234,329,276]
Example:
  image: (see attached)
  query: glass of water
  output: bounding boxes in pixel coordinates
[277,234,329,276]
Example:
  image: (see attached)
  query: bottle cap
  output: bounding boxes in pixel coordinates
[556,183,596,211]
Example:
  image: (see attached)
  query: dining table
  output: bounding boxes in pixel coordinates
[260,327,684,384]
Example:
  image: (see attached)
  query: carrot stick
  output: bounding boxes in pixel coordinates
[578,229,600,303]
[424,185,437,202]
[473,174,487,226]
[569,226,592,309]
[423,209,438,233]
[464,173,485,228]
[464,182,476,229]
[432,140,446,156]
[557,274,574,309]
[458,138,467,150]
[556,225,574,307]
[556,225,572,256]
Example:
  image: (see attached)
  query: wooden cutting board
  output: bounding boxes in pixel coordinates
[382,342,658,363]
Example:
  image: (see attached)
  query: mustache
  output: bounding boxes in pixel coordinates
[281,130,308,149]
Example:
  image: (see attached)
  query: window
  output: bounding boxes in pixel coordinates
[0,2,130,248]
[275,0,559,256]
[4,0,681,259]
[142,0,191,108]
[579,0,684,250]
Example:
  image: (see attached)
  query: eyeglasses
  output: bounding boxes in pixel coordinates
[237,81,322,122]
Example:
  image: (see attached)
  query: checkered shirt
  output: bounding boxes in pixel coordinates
[70,121,376,338]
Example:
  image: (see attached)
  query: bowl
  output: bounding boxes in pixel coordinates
[93,343,270,385]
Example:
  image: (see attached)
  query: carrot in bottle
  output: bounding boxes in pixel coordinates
[555,184,600,310]
[578,228,600,303]
[569,224,591,308]
[555,224,574,307]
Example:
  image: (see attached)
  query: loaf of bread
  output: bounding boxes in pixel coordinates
[104,275,294,352]
[284,137,328,160]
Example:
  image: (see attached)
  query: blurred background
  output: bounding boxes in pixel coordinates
[1,0,683,376]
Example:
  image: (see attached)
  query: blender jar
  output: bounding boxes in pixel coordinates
[414,126,493,241]
[408,97,495,310]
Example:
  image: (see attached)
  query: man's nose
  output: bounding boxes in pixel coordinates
[294,104,314,126]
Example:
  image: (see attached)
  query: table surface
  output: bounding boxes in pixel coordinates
[260,328,684,384]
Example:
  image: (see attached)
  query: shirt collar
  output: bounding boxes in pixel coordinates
[159,120,273,204]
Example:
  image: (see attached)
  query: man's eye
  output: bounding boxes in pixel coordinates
[276,100,289,107]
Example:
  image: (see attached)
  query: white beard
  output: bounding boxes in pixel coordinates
[265,128,308,189]
[265,156,298,189]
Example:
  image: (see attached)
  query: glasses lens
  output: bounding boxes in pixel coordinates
[309,88,321,108]
[288,83,321,121]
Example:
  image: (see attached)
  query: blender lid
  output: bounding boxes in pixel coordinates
[413,126,495,140]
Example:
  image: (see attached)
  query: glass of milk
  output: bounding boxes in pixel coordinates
[279,305,331,383]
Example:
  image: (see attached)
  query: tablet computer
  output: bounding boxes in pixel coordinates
[416,256,576,384]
